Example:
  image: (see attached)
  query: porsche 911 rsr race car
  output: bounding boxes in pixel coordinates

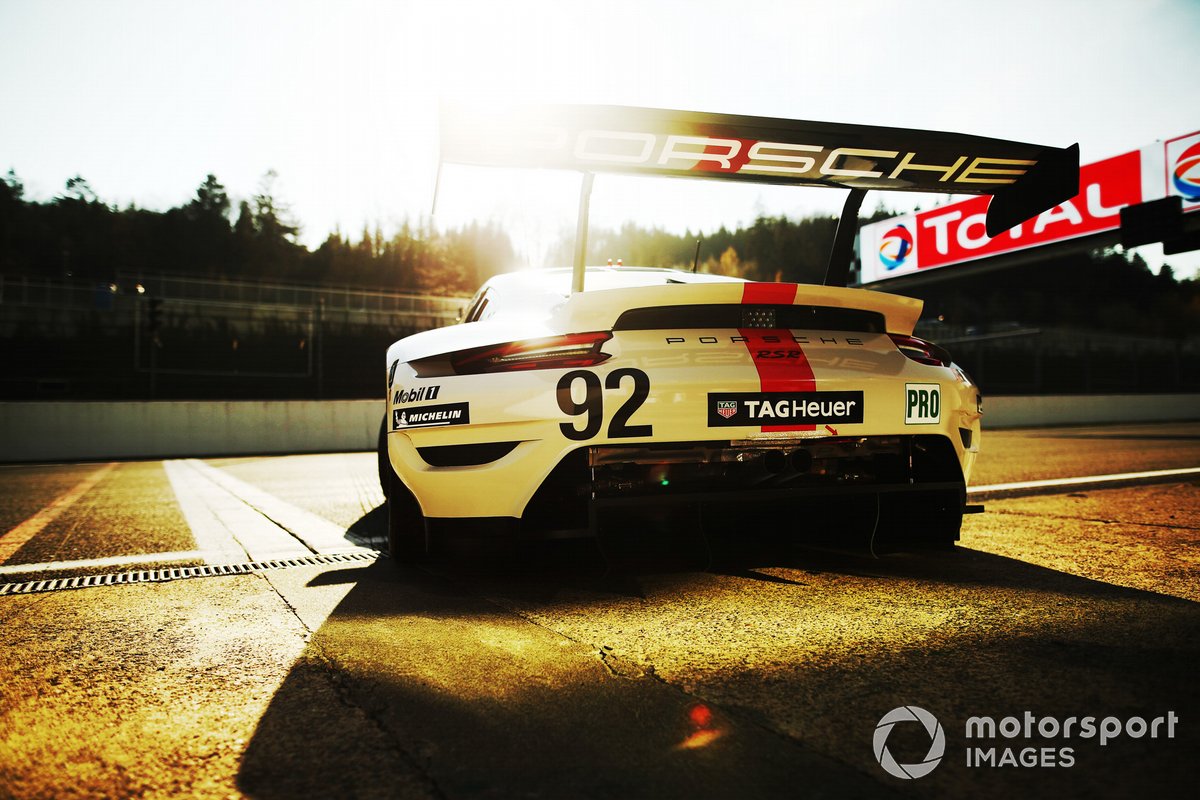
[379,265,982,559]
[379,103,1077,561]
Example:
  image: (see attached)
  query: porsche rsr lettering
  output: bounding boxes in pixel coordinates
[666,336,865,346]
[707,391,865,427]
[756,349,808,360]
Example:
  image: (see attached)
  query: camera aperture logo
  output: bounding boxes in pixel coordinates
[873,706,946,779]
[873,706,1180,778]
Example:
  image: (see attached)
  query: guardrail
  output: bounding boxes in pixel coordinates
[0,273,469,317]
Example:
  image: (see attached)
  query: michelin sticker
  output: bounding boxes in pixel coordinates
[905,384,941,424]
[393,402,470,430]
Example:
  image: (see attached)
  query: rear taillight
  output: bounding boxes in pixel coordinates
[888,333,952,367]
[450,331,613,374]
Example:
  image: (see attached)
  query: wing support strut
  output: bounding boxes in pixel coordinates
[572,172,594,294]
[824,188,867,288]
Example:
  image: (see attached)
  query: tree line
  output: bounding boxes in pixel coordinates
[1,169,1196,337]
[0,170,514,294]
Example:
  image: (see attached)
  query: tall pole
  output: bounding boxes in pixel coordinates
[316,297,325,399]
[572,172,594,295]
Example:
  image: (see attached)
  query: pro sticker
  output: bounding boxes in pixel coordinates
[905,384,941,424]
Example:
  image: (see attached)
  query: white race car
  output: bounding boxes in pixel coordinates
[379,105,1078,560]
[380,264,981,557]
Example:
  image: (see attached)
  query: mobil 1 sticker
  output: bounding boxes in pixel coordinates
[707,391,863,427]
[905,383,941,424]
[393,402,470,430]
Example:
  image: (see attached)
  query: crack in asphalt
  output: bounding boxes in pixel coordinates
[256,569,448,800]
[310,645,449,800]
[474,579,901,797]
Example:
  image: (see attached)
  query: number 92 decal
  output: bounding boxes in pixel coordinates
[556,368,652,441]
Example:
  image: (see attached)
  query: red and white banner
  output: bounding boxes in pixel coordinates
[859,131,1200,284]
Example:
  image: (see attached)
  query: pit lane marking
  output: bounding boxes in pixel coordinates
[969,466,1200,498]
[164,459,371,564]
[185,459,373,553]
[0,463,118,565]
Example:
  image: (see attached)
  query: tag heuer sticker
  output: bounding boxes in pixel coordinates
[708,392,863,426]
[905,384,940,424]
[393,402,470,430]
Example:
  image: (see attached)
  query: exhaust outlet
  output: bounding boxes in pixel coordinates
[789,449,812,473]
[761,450,787,474]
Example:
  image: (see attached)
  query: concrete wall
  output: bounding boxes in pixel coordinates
[1,400,383,462]
[982,394,1200,429]
[2,394,1197,462]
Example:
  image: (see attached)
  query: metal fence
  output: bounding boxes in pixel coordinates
[2,273,1196,400]
[916,321,1200,395]
[0,273,467,317]
[0,273,467,400]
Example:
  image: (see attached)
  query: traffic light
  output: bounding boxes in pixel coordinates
[147,297,163,333]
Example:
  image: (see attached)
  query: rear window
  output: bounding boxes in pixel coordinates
[613,304,885,332]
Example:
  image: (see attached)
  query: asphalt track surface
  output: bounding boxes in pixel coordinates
[1,422,1198,799]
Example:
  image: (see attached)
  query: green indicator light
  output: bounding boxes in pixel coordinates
[660,480,670,486]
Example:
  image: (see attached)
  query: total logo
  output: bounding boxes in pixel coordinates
[878,223,914,270]
[1172,140,1200,201]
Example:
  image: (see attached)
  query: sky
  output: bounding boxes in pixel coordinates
[2,0,1198,277]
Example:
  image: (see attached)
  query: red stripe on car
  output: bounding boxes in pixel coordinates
[739,283,815,432]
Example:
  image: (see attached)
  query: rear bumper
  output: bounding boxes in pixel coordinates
[386,341,981,519]
[587,480,965,548]
[518,435,966,540]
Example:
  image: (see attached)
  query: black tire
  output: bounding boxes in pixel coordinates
[380,416,429,563]
[377,417,390,496]
[387,471,429,563]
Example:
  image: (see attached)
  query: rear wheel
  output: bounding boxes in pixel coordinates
[379,416,429,563]
[387,472,429,563]
[376,417,390,495]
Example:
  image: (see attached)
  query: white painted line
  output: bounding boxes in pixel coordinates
[0,463,118,565]
[186,459,373,553]
[969,466,1200,495]
[165,460,311,563]
[0,550,209,576]
[164,460,255,564]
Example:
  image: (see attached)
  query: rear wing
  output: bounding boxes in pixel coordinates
[439,104,1079,289]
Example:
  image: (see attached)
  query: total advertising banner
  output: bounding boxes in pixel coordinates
[858,131,1200,284]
